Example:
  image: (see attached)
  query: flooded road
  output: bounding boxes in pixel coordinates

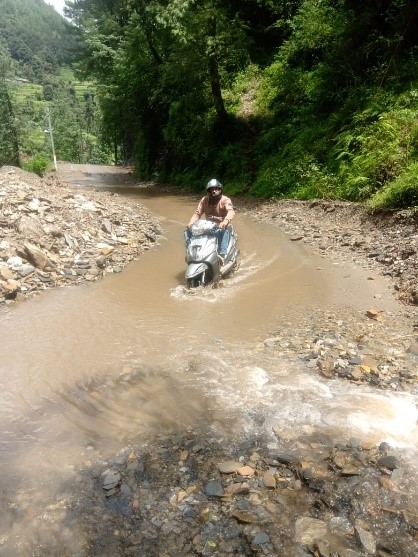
[0,167,417,554]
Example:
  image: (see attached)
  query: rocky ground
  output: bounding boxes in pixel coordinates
[1,166,418,556]
[238,197,418,397]
[28,426,413,557]
[0,166,161,306]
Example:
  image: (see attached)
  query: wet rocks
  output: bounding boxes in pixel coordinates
[217,460,241,474]
[355,520,376,555]
[71,432,418,557]
[261,306,418,393]
[205,480,224,497]
[102,469,122,497]
[295,517,328,546]
[0,166,161,306]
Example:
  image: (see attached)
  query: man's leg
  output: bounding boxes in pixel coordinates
[218,227,231,256]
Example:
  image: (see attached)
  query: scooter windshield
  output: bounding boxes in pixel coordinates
[190,219,217,236]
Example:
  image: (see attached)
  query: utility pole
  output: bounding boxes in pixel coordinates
[45,107,57,171]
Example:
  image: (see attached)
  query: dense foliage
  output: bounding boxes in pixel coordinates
[65,0,297,177]
[252,0,418,208]
[0,0,75,79]
[1,0,418,206]
[65,0,418,207]
[0,60,19,167]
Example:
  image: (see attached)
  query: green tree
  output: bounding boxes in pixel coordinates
[67,0,259,173]
[65,0,418,207]
[0,57,19,166]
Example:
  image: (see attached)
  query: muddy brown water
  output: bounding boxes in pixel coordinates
[0,166,417,551]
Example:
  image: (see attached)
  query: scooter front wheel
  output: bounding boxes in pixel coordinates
[186,268,213,288]
[186,277,197,288]
[231,259,240,272]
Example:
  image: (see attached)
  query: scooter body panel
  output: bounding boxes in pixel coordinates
[184,220,240,287]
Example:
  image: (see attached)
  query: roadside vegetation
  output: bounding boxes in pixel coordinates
[12,67,112,170]
[1,0,417,209]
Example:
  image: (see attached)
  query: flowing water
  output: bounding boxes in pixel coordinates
[0,166,417,553]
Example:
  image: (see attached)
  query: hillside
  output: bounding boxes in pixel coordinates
[0,0,75,79]
[1,0,418,206]
[0,0,112,169]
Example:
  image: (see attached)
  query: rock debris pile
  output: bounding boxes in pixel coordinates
[0,166,161,305]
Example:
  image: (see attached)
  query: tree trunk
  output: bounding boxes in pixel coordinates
[114,131,118,164]
[136,0,163,65]
[207,16,228,122]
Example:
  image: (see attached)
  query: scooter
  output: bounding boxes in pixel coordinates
[184,219,240,288]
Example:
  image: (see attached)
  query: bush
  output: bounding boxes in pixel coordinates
[22,154,50,176]
[368,162,418,208]
[333,101,418,200]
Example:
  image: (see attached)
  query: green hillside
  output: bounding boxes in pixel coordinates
[0,0,75,79]
[0,0,112,170]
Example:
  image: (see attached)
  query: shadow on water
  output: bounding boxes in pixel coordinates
[0,363,217,555]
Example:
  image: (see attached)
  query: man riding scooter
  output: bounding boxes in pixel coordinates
[186,179,235,267]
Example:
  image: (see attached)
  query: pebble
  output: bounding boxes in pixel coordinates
[217,461,241,474]
[205,480,224,497]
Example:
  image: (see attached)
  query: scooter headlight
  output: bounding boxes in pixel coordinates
[191,224,206,235]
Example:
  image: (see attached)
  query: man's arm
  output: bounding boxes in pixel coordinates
[219,197,235,228]
[188,197,205,226]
